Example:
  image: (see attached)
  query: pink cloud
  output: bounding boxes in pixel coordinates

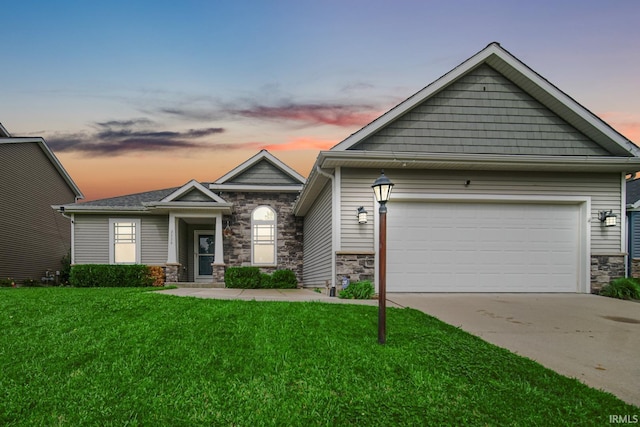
[260,137,338,151]
[232,103,380,128]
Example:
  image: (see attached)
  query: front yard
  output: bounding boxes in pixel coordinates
[0,288,636,425]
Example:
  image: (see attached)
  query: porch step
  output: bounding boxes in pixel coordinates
[166,282,225,289]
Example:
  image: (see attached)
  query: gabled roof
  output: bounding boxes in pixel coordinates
[0,122,10,137]
[160,179,227,203]
[210,149,305,192]
[56,181,233,214]
[332,42,639,157]
[0,136,84,199]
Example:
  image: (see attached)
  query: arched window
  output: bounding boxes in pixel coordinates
[252,206,276,265]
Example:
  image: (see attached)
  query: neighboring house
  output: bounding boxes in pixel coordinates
[625,177,640,277]
[294,42,640,293]
[0,124,84,281]
[57,43,640,293]
[56,150,304,284]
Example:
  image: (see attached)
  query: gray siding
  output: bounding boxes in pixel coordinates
[302,182,333,286]
[0,142,77,280]
[177,189,213,202]
[74,215,110,264]
[340,175,375,252]
[351,64,609,156]
[341,168,622,254]
[228,160,299,185]
[74,214,169,265]
[141,216,168,265]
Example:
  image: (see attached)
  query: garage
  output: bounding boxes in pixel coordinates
[386,200,582,292]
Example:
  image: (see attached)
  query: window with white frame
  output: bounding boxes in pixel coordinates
[251,206,276,265]
[109,219,141,264]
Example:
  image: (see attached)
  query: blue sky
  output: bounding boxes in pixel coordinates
[2,0,639,200]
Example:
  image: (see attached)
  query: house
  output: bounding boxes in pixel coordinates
[294,42,640,293]
[58,43,640,293]
[56,150,304,284]
[0,123,84,281]
[625,177,640,277]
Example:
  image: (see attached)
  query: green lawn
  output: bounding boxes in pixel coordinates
[0,288,636,426]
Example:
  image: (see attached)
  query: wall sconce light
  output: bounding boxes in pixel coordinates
[357,206,368,224]
[598,210,617,227]
[223,220,233,237]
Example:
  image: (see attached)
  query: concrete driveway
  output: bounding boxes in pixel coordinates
[387,293,640,407]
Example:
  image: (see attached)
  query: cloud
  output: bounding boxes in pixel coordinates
[46,119,226,156]
[260,137,338,151]
[229,102,380,128]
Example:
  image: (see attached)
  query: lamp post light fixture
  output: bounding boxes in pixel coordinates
[371,170,394,344]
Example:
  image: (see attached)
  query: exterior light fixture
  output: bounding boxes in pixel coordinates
[598,210,617,227]
[357,206,368,224]
[371,170,394,344]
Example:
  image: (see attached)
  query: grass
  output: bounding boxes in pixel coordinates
[0,288,636,426]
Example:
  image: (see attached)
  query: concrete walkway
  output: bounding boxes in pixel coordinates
[156,288,640,406]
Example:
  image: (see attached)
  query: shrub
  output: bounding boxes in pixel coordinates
[225,267,263,289]
[59,251,72,285]
[147,266,166,287]
[21,279,40,287]
[339,280,374,299]
[70,265,155,287]
[224,267,298,289]
[0,278,15,287]
[600,278,640,300]
[271,269,298,289]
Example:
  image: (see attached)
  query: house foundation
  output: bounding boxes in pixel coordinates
[165,263,181,283]
[336,252,375,284]
[590,255,625,293]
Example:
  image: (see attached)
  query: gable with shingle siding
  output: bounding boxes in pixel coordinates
[350,64,609,156]
[226,159,301,185]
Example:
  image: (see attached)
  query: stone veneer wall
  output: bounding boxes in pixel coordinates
[631,259,640,279]
[591,255,625,293]
[335,253,375,286]
[220,191,304,284]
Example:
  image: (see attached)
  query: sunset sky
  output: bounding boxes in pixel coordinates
[2,0,639,201]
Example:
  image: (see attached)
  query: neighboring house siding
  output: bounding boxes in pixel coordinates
[341,168,622,254]
[0,142,76,280]
[351,64,609,156]
[302,182,333,286]
[141,216,169,265]
[74,215,110,264]
[629,212,640,259]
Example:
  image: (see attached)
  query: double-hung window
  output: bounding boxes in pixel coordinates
[109,219,141,264]
[251,206,276,265]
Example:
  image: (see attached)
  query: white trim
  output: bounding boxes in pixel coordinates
[70,213,76,264]
[621,173,627,253]
[108,218,141,264]
[167,213,178,264]
[251,205,277,267]
[214,213,224,266]
[160,179,227,203]
[214,150,306,184]
[334,167,342,252]
[380,194,591,293]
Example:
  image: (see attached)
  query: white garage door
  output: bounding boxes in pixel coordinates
[386,201,580,292]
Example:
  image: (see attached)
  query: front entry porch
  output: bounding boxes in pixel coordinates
[165,212,226,286]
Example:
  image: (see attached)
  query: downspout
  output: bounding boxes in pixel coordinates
[58,207,75,264]
[316,165,337,288]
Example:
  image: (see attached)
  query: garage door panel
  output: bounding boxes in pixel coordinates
[387,201,579,292]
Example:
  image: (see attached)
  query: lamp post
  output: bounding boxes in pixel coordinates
[372,170,394,344]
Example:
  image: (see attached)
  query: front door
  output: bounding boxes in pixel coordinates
[194,231,214,280]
